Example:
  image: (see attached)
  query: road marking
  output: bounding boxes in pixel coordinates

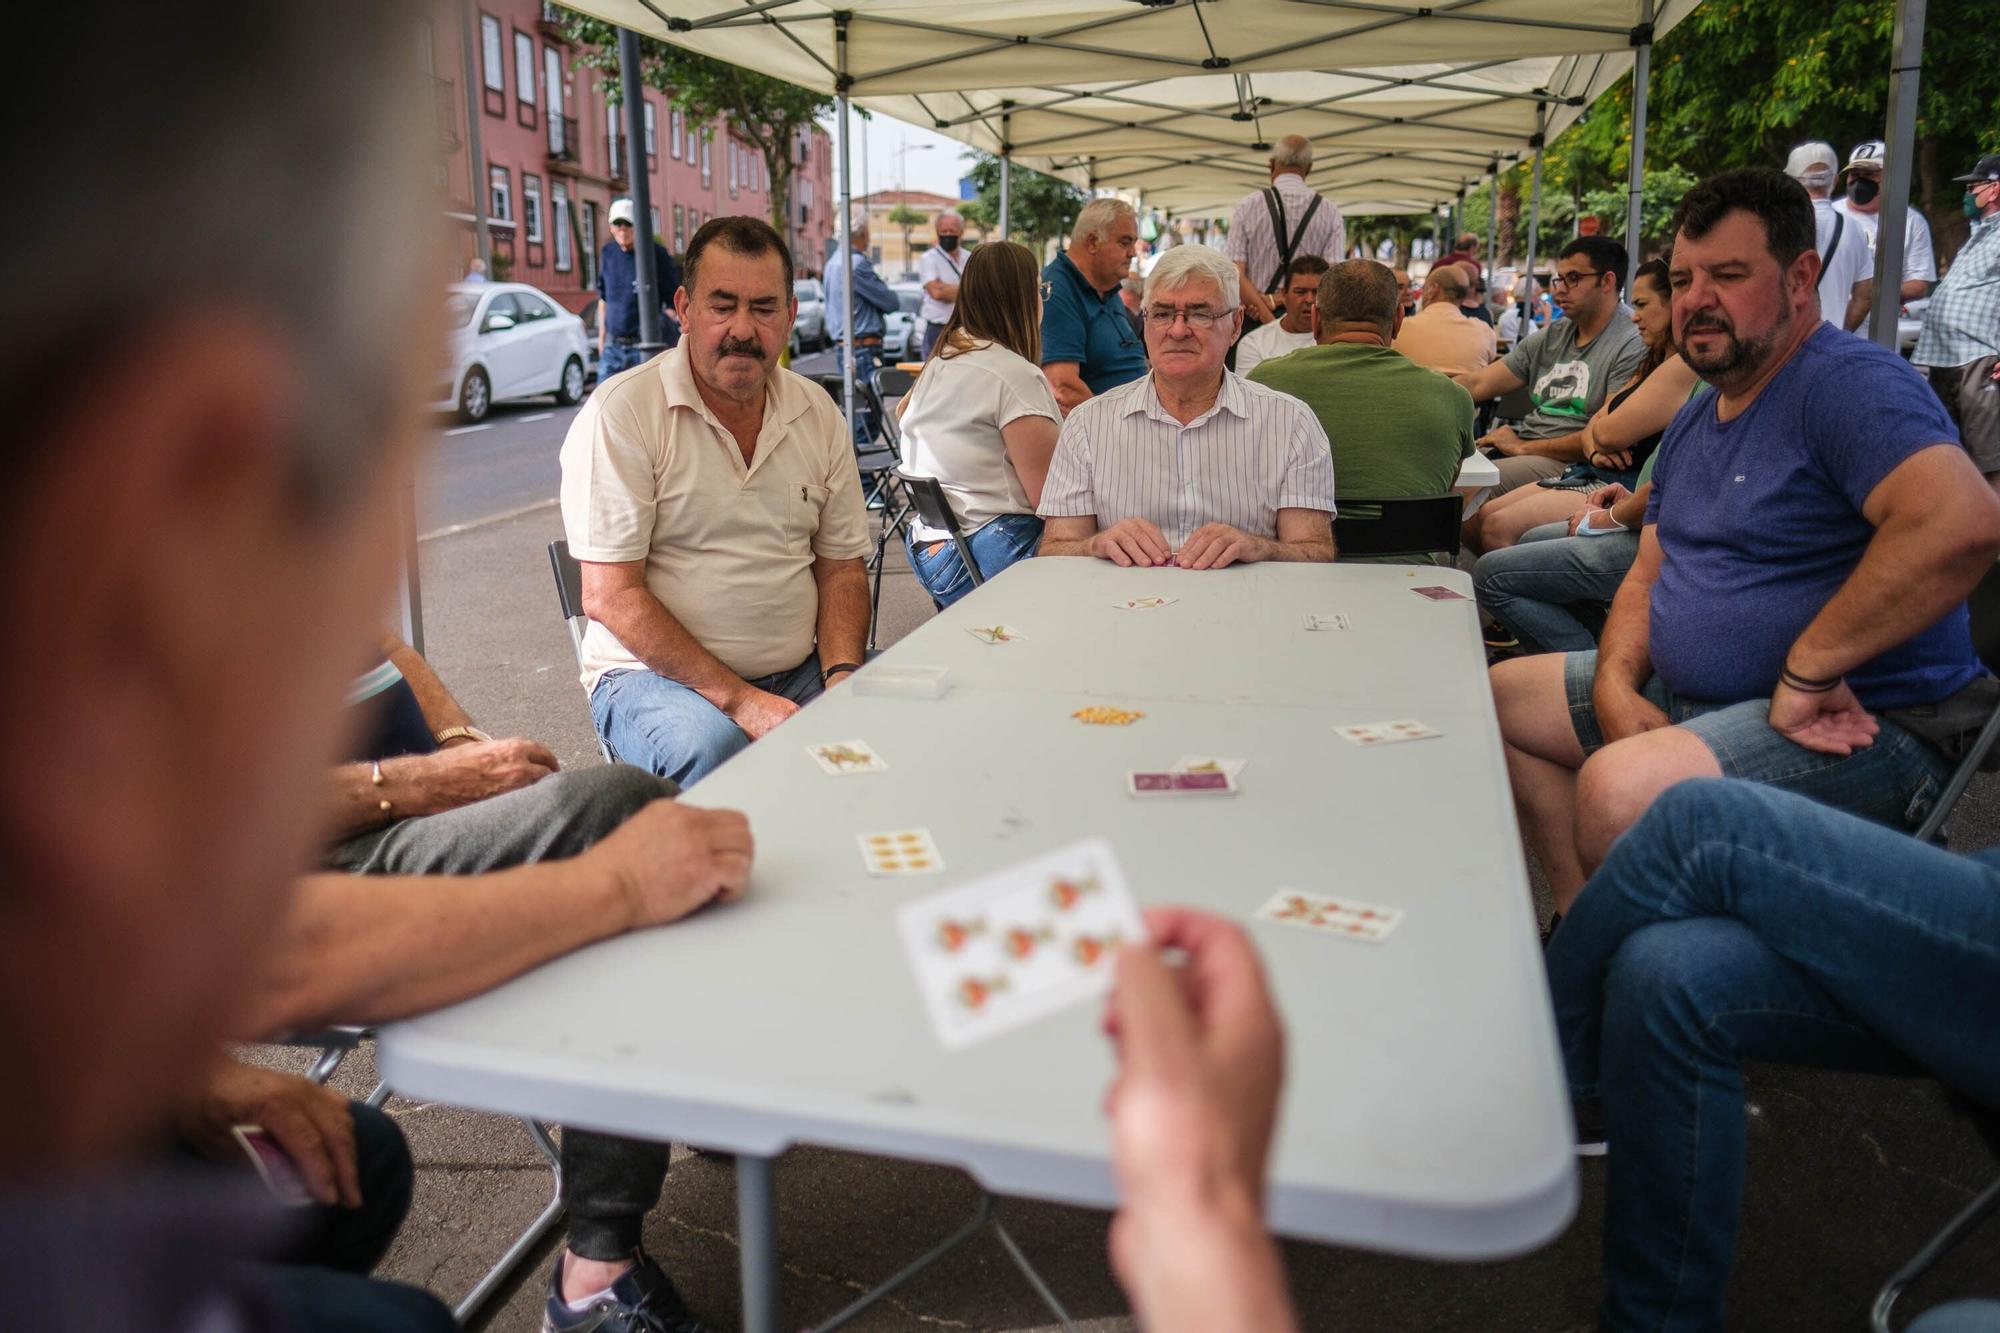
[443,424,491,436]
[517,412,554,423]
[419,496,559,543]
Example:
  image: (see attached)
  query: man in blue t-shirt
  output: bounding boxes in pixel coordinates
[596,197,681,381]
[1492,168,2000,913]
[1040,198,1146,413]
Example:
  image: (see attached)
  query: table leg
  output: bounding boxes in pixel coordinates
[736,1153,780,1333]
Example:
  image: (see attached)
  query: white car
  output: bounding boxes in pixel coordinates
[886,283,926,360]
[436,282,591,423]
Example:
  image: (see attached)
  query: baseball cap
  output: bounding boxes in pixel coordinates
[1843,140,1886,173]
[1783,141,1839,189]
[1952,153,2000,184]
[608,198,635,225]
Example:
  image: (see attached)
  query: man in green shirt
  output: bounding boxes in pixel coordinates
[1248,259,1473,560]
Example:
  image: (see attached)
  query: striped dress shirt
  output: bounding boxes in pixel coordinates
[1037,371,1338,549]
[1224,173,1347,295]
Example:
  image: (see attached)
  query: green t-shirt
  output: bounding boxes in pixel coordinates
[1246,342,1475,501]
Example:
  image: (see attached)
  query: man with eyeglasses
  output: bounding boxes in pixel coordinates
[1912,153,2000,486]
[1036,244,1336,569]
[1453,236,1647,506]
[597,198,682,381]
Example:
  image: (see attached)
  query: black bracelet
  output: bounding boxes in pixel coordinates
[1779,667,1840,694]
[821,661,862,683]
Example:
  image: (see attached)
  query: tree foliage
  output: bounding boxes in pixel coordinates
[885,201,927,259]
[965,154,1089,250]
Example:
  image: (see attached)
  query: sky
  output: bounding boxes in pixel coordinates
[818,106,978,201]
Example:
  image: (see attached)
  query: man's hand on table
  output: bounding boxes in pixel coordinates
[1175,523,1267,570]
[725,686,801,739]
[401,738,559,815]
[177,1060,360,1209]
[1088,518,1174,568]
[1102,908,1296,1333]
[584,798,754,927]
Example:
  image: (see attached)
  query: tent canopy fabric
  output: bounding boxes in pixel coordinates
[570,0,1696,214]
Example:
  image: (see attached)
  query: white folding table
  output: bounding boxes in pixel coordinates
[379,560,1575,1330]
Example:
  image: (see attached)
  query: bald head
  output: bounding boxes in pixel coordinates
[1422,264,1470,306]
[1270,134,1313,177]
[1316,259,1401,339]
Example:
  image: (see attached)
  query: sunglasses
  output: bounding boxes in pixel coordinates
[611,219,635,228]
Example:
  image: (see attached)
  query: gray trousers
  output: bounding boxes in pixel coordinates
[327,764,678,1261]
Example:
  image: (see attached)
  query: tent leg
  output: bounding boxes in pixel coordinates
[618,27,661,353]
[1869,0,1926,348]
[999,109,1013,242]
[1486,160,1499,280]
[834,19,855,442]
[1625,1,1653,285]
[1524,106,1545,324]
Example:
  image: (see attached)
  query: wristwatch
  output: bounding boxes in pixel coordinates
[433,725,492,746]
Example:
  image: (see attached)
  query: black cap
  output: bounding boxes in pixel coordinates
[1952,153,2000,184]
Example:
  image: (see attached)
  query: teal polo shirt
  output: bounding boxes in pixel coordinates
[1040,251,1147,395]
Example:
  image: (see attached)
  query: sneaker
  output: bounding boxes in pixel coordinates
[543,1251,712,1333]
[1573,1097,1608,1158]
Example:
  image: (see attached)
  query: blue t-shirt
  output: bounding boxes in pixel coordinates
[1645,323,1977,710]
[597,239,681,343]
[1040,251,1146,395]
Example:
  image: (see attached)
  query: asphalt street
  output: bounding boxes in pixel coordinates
[420,401,582,536]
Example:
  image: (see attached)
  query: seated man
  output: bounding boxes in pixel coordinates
[1392,262,1496,375]
[561,217,872,787]
[1455,236,1647,501]
[1492,168,2000,913]
[1232,255,1325,377]
[1473,474,1652,656]
[1036,244,1336,569]
[1548,778,2000,1330]
[1247,259,1472,561]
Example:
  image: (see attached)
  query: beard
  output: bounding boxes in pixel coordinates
[1676,302,1790,383]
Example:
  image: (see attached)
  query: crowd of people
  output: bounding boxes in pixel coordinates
[9,5,2000,1331]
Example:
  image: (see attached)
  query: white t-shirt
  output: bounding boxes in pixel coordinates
[1813,197,1874,330]
[915,245,968,326]
[897,340,1062,541]
[1234,320,1315,378]
[1834,196,1938,285]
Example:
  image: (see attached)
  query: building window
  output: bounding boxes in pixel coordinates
[673,205,686,250]
[480,15,504,92]
[580,200,598,276]
[650,206,661,241]
[488,165,512,221]
[671,108,683,161]
[643,102,656,157]
[728,142,738,196]
[514,32,535,105]
[523,173,543,243]
[700,134,711,189]
[552,180,572,271]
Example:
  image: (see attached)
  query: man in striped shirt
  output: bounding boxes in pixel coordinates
[1224,135,1347,326]
[1037,244,1338,569]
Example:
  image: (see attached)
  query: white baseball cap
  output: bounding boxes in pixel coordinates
[1844,140,1887,173]
[608,198,635,225]
[1783,141,1839,189]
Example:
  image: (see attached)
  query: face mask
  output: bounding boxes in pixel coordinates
[1967,190,1985,220]
[1849,177,1880,206]
[938,234,960,252]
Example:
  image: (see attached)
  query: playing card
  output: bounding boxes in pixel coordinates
[1335,720,1442,746]
[1172,755,1247,780]
[852,664,950,699]
[1127,770,1236,796]
[858,828,944,876]
[896,838,1144,1049]
[1302,612,1352,631]
[1072,705,1145,726]
[1410,585,1471,602]
[1112,596,1178,611]
[1255,889,1405,944]
[966,624,1027,644]
[807,739,888,775]
[231,1125,315,1206]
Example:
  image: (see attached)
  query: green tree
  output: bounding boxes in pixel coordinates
[556,8,832,239]
[964,154,1088,250]
[885,202,926,262]
[957,198,996,240]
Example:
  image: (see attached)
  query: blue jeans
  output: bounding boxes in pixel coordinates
[1562,650,1952,833]
[904,512,1043,608]
[1548,779,2000,1332]
[597,341,645,379]
[591,655,825,788]
[1473,528,1638,653]
[836,341,883,446]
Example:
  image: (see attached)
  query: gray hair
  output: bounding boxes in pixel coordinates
[1,1,438,510]
[934,210,963,228]
[1271,134,1314,172]
[1143,245,1241,312]
[848,206,872,234]
[1071,198,1137,247]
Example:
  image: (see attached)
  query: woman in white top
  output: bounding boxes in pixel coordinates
[896,240,1062,607]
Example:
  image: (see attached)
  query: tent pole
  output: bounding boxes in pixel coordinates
[999,111,1013,240]
[1625,0,1653,285]
[618,27,661,354]
[1870,0,1926,349]
[835,18,855,442]
[1525,106,1545,323]
[1486,159,1499,280]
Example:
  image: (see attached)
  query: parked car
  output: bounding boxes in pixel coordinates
[792,278,826,355]
[1898,295,1929,357]
[436,282,590,422]
[886,283,926,360]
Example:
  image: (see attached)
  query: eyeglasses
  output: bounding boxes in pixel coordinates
[1142,305,1226,329]
[610,219,635,228]
[1038,280,1053,301]
[1549,269,1606,290]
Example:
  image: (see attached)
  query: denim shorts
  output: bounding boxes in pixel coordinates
[1562,649,1952,831]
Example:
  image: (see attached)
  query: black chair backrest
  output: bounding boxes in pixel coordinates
[878,366,917,397]
[896,470,964,539]
[1334,494,1464,562]
[1968,561,2000,675]
[547,539,586,622]
[1490,382,1534,423]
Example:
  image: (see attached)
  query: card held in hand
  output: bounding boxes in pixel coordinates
[896,838,1145,1049]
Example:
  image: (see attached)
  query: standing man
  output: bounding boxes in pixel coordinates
[1233,256,1326,377]
[917,210,967,359]
[562,217,873,786]
[1836,140,1936,302]
[1912,152,2000,487]
[1440,231,1484,277]
[597,198,681,381]
[1223,134,1346,326]
[822,207,900,444]
[1783,142,1873,333]
[1040,198,1146,413]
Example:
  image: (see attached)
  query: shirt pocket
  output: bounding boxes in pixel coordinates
[788,482,832,543]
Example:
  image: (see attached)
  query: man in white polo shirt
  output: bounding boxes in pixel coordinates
[1037,244,1337,568]
[1784,140,1873,332]
[917,209,967,359]
[561,216,873,786]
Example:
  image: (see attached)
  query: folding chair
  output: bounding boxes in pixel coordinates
[1913,561,2000,844]
[546,540,616,765]
[895,467,984,600]
[876,365,917,398]
[1870,1098,2000,1332]
[1333,494,1465,564]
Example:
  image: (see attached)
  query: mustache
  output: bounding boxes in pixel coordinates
[716,338,766,359]
[1681,311,1733,335]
